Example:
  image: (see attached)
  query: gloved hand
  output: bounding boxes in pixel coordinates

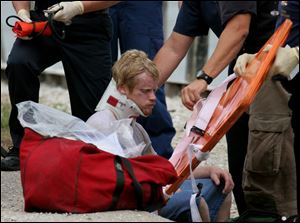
[233,53,255,76]
[17,9,32,22]
[268,47,299,78]
[44,1,84,25]
[234,45,299,79]
[17,9,32,40]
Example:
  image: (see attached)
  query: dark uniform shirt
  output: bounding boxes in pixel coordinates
[174,1,221,37]
[174,1,278,54]
[34,1,60,11]
[276,1,299,47]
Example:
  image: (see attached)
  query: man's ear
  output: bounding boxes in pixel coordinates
[117,85,127,95]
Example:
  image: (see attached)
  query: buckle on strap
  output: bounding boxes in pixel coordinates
[190,126,205,136]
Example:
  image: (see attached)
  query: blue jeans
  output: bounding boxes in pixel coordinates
[159,178,227,222]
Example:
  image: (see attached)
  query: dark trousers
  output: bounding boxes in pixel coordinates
[109,1,176,159]
[223,59,249,214]
[6,11,112,148]
[226,112,248,214]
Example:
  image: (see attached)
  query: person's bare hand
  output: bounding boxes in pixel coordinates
[208,167,234,194]
[181,79,207,110]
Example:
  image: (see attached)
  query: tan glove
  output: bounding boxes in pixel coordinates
[234,46,299,79]
[44,1,84,25]
[17,9,32,40]
[233,53,255,76]
[17,9,32,22]
[268,47,299,78]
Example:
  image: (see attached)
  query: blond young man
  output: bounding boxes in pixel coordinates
[87,50,234,222]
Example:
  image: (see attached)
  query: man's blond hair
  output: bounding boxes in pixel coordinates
[112,50,159,92]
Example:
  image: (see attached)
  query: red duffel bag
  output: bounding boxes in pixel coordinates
[20,128,178,213]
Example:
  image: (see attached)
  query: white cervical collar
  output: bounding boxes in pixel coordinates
[95,79,147,119]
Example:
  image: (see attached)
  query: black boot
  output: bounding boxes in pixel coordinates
[284,215,299,222]
[1,146,20,171]
[1,146,8,157]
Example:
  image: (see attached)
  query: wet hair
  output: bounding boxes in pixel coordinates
[112,49,159,92]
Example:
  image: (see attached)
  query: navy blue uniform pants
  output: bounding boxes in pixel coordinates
[6,11,113,148]
[109,1,176,159]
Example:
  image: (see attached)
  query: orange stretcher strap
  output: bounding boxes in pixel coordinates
[6,15,52,38]
[6,11,65,40]
[12,20,52,37]
[166,19,293,195]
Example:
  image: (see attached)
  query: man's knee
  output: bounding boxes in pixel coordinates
[6,53,40,81]
[7,52,33,68]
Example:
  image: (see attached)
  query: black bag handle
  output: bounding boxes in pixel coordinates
[108,156,125,210]
[119,157,144,210]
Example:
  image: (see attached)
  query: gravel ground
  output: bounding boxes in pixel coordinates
[1,79,238,221]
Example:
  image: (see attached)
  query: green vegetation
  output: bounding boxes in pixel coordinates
[1,101,12,147]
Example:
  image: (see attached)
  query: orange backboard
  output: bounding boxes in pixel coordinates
[167,19,293,195]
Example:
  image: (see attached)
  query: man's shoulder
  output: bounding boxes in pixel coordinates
[87,109,116,125]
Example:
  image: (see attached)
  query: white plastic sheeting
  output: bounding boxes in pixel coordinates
[16,101,145,158]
